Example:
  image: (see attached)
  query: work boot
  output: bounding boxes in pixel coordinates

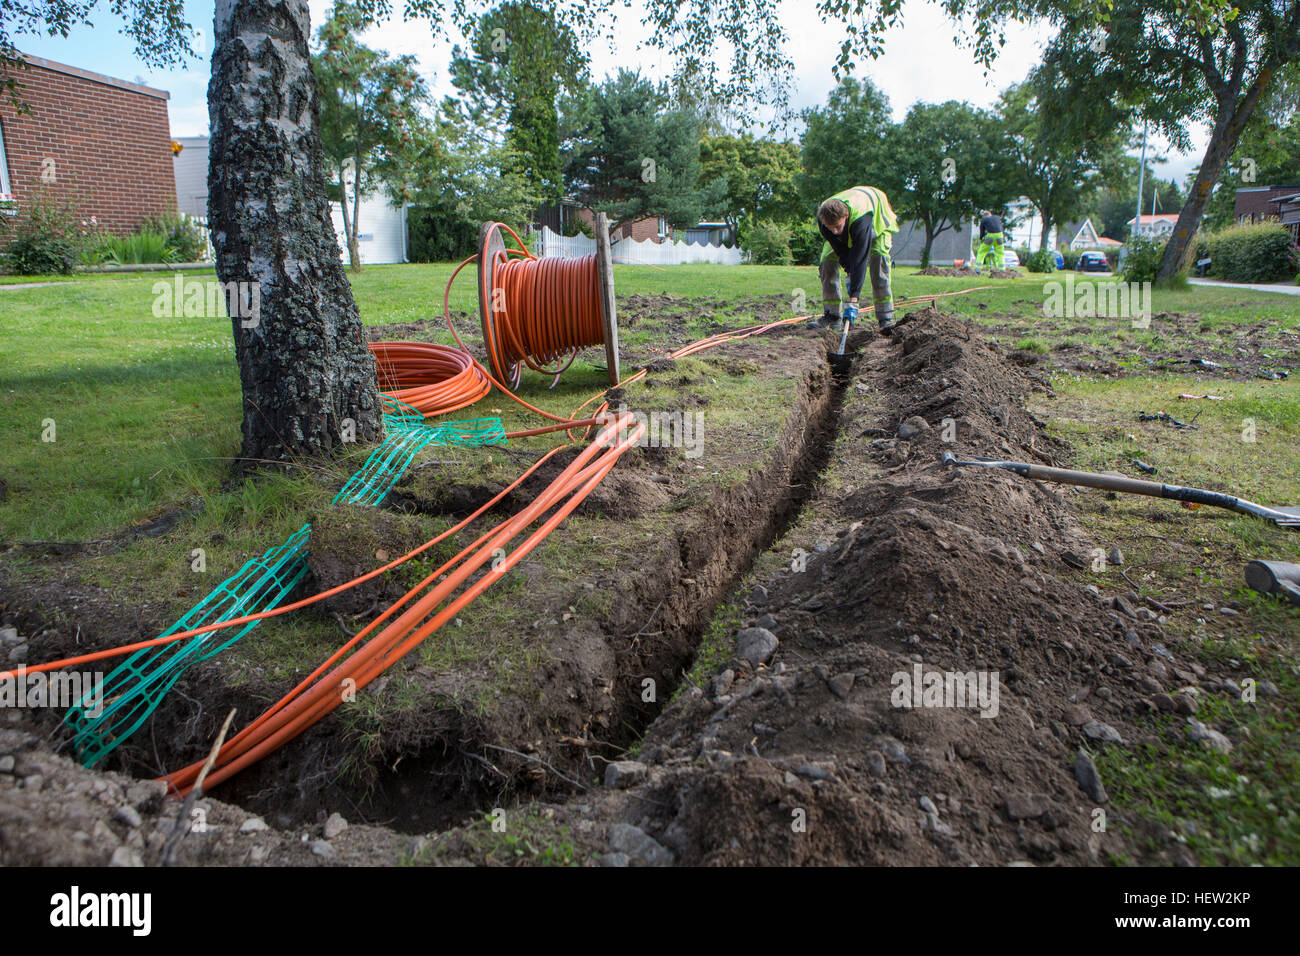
[878,316,897,337]
[828,318,844,334]
[806,311,835,330]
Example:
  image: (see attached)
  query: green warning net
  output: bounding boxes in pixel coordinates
[64,524,311,768]
[65,396,506,767]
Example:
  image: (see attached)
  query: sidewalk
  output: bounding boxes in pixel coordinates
[1189,278,1300,296]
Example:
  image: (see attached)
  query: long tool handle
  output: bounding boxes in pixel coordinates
[1015,462,1243,510]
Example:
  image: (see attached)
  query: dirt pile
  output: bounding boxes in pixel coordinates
[563,309,1198,866]
[916,265,1020,279]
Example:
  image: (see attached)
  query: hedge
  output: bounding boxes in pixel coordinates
[1194,222,1294,283]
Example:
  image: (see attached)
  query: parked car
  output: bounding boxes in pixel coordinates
[1077,251,1109,273]
[1002,249,1020,269]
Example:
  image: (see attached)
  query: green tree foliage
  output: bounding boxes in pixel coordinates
[314,1,430,270]
[565,70,726,230]
[448,2,587,202]
[797,77,893,206]
[698,133,802,225]
[997,67,1126,251]
[886,101,1013,266]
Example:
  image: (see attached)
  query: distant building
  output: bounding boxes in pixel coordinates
[1270,192,1300,242]
[1062,218,1124,251]
[172,136,408,264]
[1127,213,1180,238]
[0,54,176,235]
[1234,185,1300,224]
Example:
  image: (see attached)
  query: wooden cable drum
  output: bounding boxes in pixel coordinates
[477,215,620,391]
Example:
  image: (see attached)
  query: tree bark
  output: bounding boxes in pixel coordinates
[1156,65,1276,281]
[208,0,381,469]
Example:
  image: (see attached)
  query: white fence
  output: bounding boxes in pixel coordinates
[535,226,743,266]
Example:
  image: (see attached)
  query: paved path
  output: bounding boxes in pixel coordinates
[1189,278,1300,296]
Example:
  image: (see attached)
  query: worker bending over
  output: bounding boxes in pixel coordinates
[809,186,900,335]
[974,210,1005,273]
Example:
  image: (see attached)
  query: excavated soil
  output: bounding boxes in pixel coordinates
[915,265,1021,279]
[0,307,1213,865]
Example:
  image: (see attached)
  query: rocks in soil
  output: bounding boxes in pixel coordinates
[324,813,348,840]
[1186,720,1233,754]
[607,823,672,867]
[1073,750,1109,803]
[897,416,932,440]
[735,627,779,666]
[1082,720,1123,744]
[604,761,649,789]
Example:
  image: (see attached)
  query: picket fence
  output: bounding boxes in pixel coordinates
[535,226,744,266]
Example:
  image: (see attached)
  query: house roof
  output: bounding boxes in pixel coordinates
[21,53,169,100]
[1126,213,1179,225]
[1096,237,1123,246]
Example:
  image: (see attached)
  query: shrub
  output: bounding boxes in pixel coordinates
[743,219,793,266]
[1194,222,1294,283]
[561,217,593,239]
[101,230,179,265]
[0,190,93,274]
[1022,248,1055,273]
[141,211,209,262]
[1121,235,1165,283]
[1060,247,1081,270]
[406,203,477,261]
[789,219,824,266]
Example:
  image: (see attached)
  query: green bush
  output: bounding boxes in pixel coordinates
[102,231,180,265]
[1060,247,1081,270]
[1121,235,1165,283]
[743,219,794,266]
[0,190,93,274]
[1193,222,1293,283]
[789,219,824,266]
[562,217,593,239]
[406,203,478,262]
[1022,249,1055,273]
[141,211,208,262]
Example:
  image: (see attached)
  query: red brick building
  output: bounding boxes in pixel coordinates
[0,55,176,235]
[1234,186,1300,225]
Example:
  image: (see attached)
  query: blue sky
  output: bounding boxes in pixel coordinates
[12,0,1203,182]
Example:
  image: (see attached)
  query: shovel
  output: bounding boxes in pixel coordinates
[829,312,853,376]
[940,452,1300,529]
[1244,561,1300,606]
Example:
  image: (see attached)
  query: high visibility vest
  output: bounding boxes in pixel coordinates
[827,186,899,250]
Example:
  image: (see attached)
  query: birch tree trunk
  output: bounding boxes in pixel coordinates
[208,0,381,468]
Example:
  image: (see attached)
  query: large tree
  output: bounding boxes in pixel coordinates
[1036,0,1300,278]
[886,100,1012,266]
[208,0,382,466]
[315,1,430,271]
[565,69,726,230]
[698,133,802,226]
[997,67,1127,251]
[797,77,893,205]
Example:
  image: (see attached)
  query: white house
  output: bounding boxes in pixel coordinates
[1127,213,1179,239]
[1003,198,1057,250]
[1064,218,1124,251]
[172,136,410,264]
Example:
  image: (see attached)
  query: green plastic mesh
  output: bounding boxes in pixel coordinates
[64,523,311,768]
[64,394,506,766]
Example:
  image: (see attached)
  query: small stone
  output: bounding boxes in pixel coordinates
[1174,693,1198,715]
[735,627,779,666]
[754,614,778,631]
[21,773,44,792]
[1111,596,1137,619]
[0,627,18,646]
[240,817,270,833]
[711,669,735,699]
[919,795,938,815]
[311,840,337,859]
[108,847,143,868]
[898,416,932,440]
[113,805,143,828]
[323,813,348,840]
[7,643,28,664]
[1107,547,1123,566]
[1186,719,1232,754]
[607,823,672,867]
[1005,793,1051,820]
[828,672,855,700]
[1219,607,1239,617]
[0,755,14,773]
[1082,720,1123,744]
[599,852,630,867]
[1095,686,1112,701]
[604,760,649,789]
[1259,680,1280,698]
[866,751,887,777]
[881,738,910,763]
[1063,704,1091,726]
[1152,693,1175,713]
[249,845,270,863]
[125,780,167,813]
[1073,750,1108,803]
